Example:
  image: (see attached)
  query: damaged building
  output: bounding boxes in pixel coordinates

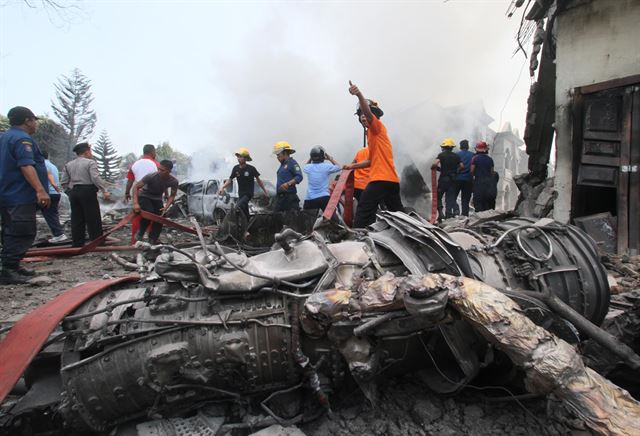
[519,0,640,254]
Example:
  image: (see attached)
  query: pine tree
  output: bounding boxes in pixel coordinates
[51,68,97,160]
[93,130,121,182]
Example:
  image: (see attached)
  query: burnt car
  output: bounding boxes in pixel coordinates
[179,178,275,225]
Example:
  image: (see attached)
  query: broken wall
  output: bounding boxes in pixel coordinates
[553,0,640,223]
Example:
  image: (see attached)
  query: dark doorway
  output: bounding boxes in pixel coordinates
[572,77,640,253]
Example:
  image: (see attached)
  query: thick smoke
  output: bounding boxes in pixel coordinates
[183,2,527,204]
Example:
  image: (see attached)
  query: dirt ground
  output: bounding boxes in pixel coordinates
[0,215,616,435]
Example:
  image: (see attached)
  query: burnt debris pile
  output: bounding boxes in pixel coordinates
[2,211,640,435]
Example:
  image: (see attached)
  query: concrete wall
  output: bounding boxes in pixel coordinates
[553,0,640,222]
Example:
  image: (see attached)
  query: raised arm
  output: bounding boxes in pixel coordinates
[349,81,374,122]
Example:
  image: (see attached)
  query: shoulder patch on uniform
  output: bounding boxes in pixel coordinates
[295,166,300,172]
[20,140,33,152]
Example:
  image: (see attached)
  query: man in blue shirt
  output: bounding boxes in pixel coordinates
[273,141,303,212]
[40,150,68,243]
[0,106,50,284]
[303,146,341,211]
[471,141,497,212]
[453,139,474,216]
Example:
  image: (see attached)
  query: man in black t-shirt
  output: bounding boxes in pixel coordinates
[218,147,269,219]
[431,138,463,221]
[132,160,179,244]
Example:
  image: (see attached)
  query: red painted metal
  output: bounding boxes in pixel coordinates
[25,211,207,258]
[430,168,438,224]
[22,256,53,262]
[323,169,354,226]
[25,246,141,257]
[0,276,139,403]
[77,212,136,254]
[138,210,204,235]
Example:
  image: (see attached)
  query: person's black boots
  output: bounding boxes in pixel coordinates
[0,267,29,285]
[16,267,36,277]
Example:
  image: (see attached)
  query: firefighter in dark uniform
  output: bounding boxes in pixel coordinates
[431,138,463,221]
[471,141,497,212]
[218,147,269,220]
[273,141,303,212]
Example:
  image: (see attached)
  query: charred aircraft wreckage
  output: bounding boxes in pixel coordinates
[2,210,640,435]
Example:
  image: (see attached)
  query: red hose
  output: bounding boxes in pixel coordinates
[430,168,438,224]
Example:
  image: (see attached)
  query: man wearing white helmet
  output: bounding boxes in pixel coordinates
[272,141,303,212]
[218,147,269,219]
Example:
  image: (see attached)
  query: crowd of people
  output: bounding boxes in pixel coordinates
[0,82,500,284]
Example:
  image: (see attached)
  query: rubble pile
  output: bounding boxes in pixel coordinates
[2,211,640,435]
[602,254,640,294]
[513,175,556,219]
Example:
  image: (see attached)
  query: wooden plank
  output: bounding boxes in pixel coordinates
[577,165,618,187]
[629,86,640,253]
[570,92,584,219]
[580,155,620,167]
[579,74,640,95]
[617,90,633,253]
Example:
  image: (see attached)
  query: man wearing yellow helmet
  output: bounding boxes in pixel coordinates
[273,141,303,212]
[218,147,269,220]
[431,138,463,221]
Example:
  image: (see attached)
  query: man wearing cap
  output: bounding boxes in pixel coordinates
[0,106,50,284]
[61,143,111,247]
[273,141,303,212]
[218,147,269,220]
[344,81,404,228]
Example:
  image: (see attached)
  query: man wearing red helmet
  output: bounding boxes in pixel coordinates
[470,141,498,212]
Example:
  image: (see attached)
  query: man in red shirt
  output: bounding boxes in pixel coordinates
[124,144,160,244]
[343,81,404,228]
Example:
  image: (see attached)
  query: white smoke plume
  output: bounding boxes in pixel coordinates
[180,2,528,201]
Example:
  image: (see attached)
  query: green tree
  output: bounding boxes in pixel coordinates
[156,141,191,177]
[0,114,9,133]
[51,68,97,160]
[32,117,72,168]
[120,152,138,174]
[1,114,70,167]
[93,130,121,182]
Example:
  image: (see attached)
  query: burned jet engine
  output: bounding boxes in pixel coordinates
[1,211,612,435]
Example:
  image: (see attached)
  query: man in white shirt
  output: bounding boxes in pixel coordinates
[124,144,160,243]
